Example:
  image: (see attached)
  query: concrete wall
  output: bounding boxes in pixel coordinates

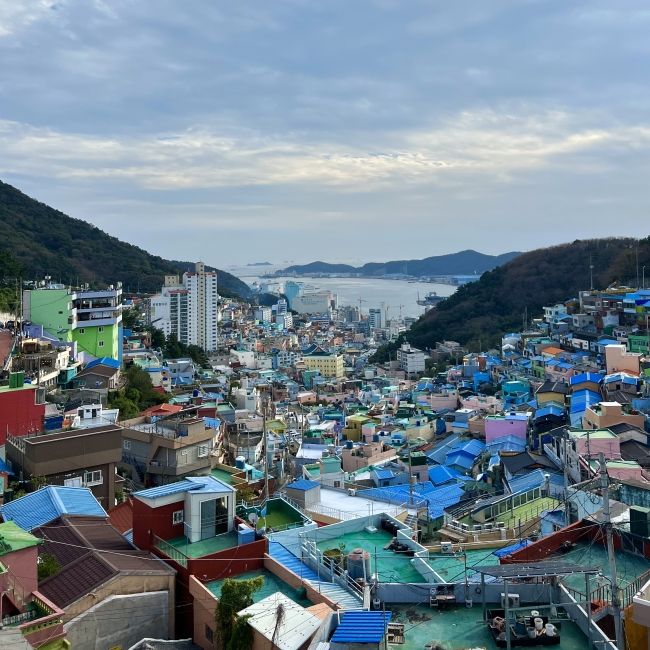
[189,575,217,650]
[65,591,170,650]
[62,573,175,634]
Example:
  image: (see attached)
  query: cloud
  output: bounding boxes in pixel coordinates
[1,0,650,264]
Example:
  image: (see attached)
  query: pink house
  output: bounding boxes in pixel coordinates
[0,521,67,647]
[484,413,530,444]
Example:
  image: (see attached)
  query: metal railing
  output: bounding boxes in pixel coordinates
[3,610,37,627]
[301,540,364,600]
[153,535,188,568]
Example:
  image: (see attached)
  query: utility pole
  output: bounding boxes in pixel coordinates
[263,395,269,501]
[599,452,622,650]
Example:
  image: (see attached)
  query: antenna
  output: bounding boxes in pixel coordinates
[589,254,594,291]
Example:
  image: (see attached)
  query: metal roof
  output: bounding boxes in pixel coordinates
[286,479,320,491]
[0,486,106,531]
[475,561,599,578]
[331,611,392,644]
[133,476,235,500]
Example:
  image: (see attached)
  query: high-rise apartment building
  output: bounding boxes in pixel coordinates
[368,308,383,330]
[149,262,218,351]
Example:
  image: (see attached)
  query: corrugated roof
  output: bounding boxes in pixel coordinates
[286,479,319,491]
[133,475,235,500]
[84,357,121,370]
[0,486,106,531]
[373,469,396,481]
[331,611,392,644]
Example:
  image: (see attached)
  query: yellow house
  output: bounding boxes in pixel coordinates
[302,349,344,379]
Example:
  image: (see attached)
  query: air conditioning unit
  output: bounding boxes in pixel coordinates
[496,522,506,529]
[472,524,483,532]
[440,542,453,554]
[348,488,357,496]
[501,593,520,609]
[451,519,460,528]
[483,523,494,531]
[460,523,470,532]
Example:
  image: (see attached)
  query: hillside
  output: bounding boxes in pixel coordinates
[373,237,650,359]
[279,250,520,277]
[0,180,250,297]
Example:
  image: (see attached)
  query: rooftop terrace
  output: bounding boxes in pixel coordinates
[206,568,311,606]
[166,531,239,558]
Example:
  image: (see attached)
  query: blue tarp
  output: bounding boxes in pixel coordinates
[493,539,531,558]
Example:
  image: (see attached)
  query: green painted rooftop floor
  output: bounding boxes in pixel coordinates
[390,604,588,650]
[316,529,426,584]
[210,468,237,485]
[428,548,500,583]
[167,531,239,558]
[206,568,311,607]
[558,541,650,591]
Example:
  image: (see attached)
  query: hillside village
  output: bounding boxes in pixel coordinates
[0,268,649,650]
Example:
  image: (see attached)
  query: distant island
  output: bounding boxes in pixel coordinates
[247,262,272,266]
[273,250,521,279]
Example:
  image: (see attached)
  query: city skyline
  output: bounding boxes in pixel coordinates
[2,1,650,267]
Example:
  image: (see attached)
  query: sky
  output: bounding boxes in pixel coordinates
[1,1,650,269]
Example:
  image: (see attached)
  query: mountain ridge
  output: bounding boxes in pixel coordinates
[0,180,250,297]
[276,249,521,277]
[372,236,650,360]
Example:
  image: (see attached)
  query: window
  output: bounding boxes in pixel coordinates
[123,440,131,451]
[98,326,104,333]
[79,328,85,334]
[205,626,214,643]
[197,445,209,458]
[172,510,184,525]
[98,341,104,348]
[84,470,103,486]
[64,477,82,487]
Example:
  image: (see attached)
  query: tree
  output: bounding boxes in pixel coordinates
[37,553,61,581]
[216,576,264,650]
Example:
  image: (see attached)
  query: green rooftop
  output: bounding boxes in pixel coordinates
[0,521,42,555]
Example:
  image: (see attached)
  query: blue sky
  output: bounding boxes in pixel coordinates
[1,1,650,268]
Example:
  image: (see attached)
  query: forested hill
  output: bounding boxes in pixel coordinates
[374,237,650,358]
[0,180,250,297]
[279,249,521,277]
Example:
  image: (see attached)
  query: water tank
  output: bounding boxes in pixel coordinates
[235,456,246,470]
[347,548,371,580]
[372,434,380,442]
[192,388,200,398]
[346,440,353,449]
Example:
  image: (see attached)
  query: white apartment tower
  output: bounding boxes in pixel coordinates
[149,262,219,351]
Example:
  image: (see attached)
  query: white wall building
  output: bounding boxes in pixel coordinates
[396,343,426,375]
[149,262,219,351]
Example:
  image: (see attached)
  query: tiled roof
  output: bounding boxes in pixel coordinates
[0,486,107,531]
[39,552,116,608]
[108,499,134,534]
[35,515,173,608]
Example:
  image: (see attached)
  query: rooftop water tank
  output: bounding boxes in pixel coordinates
[346,440,353,449]
[347,548,371,580]
[235,456,246,470]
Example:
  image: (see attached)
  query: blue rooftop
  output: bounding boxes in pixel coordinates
[134,476,234,500]
[286,479,319,491]
[84,357,121,370]
[428,464,468,486]
[331,611,392,644]
[570,372,603,386]
[373,469,396,481]
[508,469,564,495]
[0,486,107,531]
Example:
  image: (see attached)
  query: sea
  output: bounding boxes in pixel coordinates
[229,265,457,320]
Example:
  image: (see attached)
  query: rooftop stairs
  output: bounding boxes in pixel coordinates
[268,541,362,610]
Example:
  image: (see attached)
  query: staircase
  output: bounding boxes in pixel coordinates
[404,514,418,529]
[268,542,362,610]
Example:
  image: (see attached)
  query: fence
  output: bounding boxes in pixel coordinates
[153,535,188,568]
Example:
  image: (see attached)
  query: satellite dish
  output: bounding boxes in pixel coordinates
[248,512,259,525]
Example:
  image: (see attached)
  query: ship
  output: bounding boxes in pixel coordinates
[417,291,445,307]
